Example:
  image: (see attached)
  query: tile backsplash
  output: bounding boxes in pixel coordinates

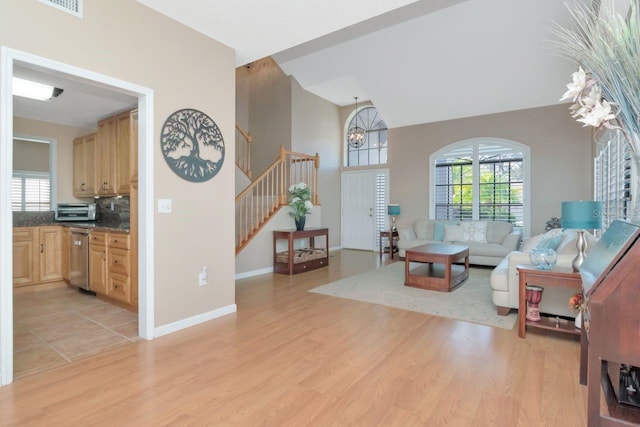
[96,197,130,223]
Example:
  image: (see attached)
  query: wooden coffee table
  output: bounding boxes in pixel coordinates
[404,243,469,292]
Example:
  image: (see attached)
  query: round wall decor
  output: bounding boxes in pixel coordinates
[160,108,225,182]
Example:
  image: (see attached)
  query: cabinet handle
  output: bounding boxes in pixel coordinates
[40,243,44,253]
[114,284,118,289]
[114,259,118,264]
[81,183,85,191]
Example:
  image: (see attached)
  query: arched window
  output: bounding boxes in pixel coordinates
[345,106,388,167]
[430,138,530,236]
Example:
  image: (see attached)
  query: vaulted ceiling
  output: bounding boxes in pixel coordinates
[138,0,587,128]
[13,0,588,129]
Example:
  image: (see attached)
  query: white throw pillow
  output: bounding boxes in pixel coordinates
[460,221,487,243]
[444,224,465,242]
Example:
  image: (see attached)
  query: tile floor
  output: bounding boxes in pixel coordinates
[13,286,139,379]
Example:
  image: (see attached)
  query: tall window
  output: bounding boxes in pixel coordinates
[12,171,51,212]
[594,129,632,230]
[345,106,388,167]
[431,139,528,232]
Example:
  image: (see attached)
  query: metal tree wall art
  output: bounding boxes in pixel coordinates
[160,108,225,182]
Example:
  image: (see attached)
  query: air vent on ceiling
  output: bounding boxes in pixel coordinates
[38,0,83,18]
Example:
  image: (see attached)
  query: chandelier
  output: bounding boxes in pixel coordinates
[347,97,366,148]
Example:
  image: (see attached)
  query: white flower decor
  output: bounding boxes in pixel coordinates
[553,1,640,152]
[288,182,313,220]
[560,67,617,129]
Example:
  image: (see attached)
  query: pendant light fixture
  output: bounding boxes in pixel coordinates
[346,96,366,148]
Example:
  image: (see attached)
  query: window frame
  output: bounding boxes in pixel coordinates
[429,138,531,238]
[344,105,388,168]
[12,136,57,211]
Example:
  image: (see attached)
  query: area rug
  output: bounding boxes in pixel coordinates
[309,262,517,330]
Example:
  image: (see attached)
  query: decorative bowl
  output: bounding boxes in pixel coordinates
[529,247,557,270]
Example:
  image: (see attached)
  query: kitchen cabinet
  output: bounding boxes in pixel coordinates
[107,232,131,304]
[73,133,97,197]
[96,116,117,196]
[13,228,35,286]
[89,231,108,295]
[73,109,136,197]
[12,226,63,287]
[89,230,134,306]
[115,111,132,195]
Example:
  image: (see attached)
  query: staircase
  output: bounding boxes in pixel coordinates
[235,128,320,255]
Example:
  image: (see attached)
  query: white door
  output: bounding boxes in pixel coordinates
[342,171,377,250]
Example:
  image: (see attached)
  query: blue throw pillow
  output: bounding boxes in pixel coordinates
[535,235,562,251]
[433,222,446,241]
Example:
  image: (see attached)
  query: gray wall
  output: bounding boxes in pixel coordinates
[241,59,292,175]
[291,78,341,247]
[388,103,593,236]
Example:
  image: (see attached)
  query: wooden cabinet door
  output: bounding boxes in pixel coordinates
[97,117,116,196]
[38,226,62,282]
[115,111,131,195]
[89,243,107,295]
[13,228,35,287]
[73,134,97,197]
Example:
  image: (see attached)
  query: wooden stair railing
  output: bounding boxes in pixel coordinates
[236,146,320,254]
[235,123,252,179]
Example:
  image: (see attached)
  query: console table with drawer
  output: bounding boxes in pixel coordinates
[273,228,329,275]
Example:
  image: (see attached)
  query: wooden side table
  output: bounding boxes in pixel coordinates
[516,264,582,338]
[273,228,329,275]
[379,230,398,262]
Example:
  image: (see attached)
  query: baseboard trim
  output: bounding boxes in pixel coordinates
[154,304,237,337]
[235,267,273,280]
[329,245,342,251]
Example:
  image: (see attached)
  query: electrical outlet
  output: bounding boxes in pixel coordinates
[199,267,208,286]
[110,202,114,211]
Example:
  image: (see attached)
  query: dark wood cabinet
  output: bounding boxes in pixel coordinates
[583,227,640,426]
[273,228,329,274]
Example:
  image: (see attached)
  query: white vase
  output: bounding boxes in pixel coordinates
[575,311,582,329]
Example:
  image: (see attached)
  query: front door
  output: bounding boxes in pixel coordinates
[341,171,377,250]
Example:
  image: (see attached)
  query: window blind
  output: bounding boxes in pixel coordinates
[12,171,51,212]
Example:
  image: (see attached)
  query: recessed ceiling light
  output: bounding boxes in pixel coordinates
[12,77,63,101]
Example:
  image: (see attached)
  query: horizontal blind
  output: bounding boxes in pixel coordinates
[12,171,51,212]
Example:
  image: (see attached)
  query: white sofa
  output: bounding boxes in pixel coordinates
[397,219,522,266]
[490,229,597,316]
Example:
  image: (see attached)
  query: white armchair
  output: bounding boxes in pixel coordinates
[490,229,597,316]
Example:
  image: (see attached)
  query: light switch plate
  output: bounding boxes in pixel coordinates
[158,199,172,214]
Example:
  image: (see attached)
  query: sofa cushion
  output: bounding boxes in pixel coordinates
[444,224,465,242]
[460,221,488,243]
[432,220,458,241]
[414,219,433,240]
[486,221,513,244]
[398,228,416,241]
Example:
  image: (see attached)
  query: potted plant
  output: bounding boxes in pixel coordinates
[288,183,313,230]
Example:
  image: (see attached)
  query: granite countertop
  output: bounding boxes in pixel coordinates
[14,221,130,233]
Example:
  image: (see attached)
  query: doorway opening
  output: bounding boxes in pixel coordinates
[1,47,155,385]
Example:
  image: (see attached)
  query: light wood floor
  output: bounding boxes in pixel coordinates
[0,250,587,426]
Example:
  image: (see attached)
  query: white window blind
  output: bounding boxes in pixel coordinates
[594,131,631,230]
[12,171,51,212]
[433,141,524,228]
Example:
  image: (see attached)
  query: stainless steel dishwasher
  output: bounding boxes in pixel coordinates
[69,227,90,291]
